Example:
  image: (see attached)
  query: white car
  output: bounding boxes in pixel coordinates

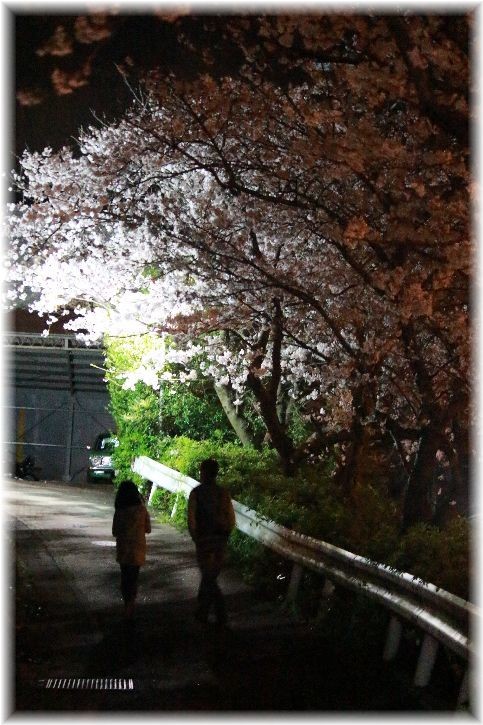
[87,433,118,482]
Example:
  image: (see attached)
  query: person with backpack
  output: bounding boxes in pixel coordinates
[187,458,236,626]
[112,479,151,620]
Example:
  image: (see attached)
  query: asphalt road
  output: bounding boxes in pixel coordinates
[7,479,459,714]
[8,479,321,712]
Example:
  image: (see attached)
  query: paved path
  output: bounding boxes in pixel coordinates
[7,479,323,712]
[7,479,454,713]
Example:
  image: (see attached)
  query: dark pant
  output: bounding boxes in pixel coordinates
[120,565,140,603]
[196,547,227,623]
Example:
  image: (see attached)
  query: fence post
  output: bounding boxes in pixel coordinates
[286,563,303,604]
[414,633,439,687]
[63,395,75,482]
[383,616,403,661]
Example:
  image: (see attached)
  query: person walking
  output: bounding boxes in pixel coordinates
[188,458,236,626]
[112,479,151,620]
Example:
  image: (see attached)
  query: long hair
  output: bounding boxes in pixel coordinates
[114,479,142,509]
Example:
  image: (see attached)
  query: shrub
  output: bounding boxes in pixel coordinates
[389,517,470,599]
[159,381,237,442]
[149,485,188,531]
[150,487,176,517]
[157,436,284,501]
[227,529,292,601]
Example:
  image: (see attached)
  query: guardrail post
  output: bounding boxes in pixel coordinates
[286,563,303,604]
[383,616,402,661]
[414,633,439,687]
[171,491,180,518]
[148,483,158,505]
[321,577,335,598]
[457,668,469,708]
[317,577,336,618]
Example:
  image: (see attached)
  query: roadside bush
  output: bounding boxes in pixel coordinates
[105,335,161,487]
[160,381,237,442]
[157,435,275,490]
[152,436,408,600]
[149,486,188,531]
[339,481,401,562]
[149,486,175,517]
[227,529,292,601]
[111,383,160,486]
[388,518,470,600]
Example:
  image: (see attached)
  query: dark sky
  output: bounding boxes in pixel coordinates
[13,12,247,156]
[14,13,176,154]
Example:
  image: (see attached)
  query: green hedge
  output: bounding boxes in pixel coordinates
[388,518,471,599]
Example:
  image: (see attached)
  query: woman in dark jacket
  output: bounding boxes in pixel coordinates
[112,480,151,620]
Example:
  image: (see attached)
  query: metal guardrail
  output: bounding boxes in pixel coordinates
[132,455,475,704]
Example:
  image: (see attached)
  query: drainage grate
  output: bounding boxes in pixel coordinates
[44,678,134,690]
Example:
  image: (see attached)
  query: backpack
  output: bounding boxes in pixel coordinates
[194,484,232,539]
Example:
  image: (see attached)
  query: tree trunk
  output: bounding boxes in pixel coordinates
[246,371,295,475]
[334,436,360,497]
[214,383,255,447]
[451,419,470,516]
[401,428,438,531]
[334,420,382,498]
[333,383,377,497]
[276,382,292,429]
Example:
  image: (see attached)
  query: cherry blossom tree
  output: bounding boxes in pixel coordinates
[8,13,470,529]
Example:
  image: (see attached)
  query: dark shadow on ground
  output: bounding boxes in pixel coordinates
[12,487,463,714]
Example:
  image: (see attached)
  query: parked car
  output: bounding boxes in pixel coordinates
[87,433,119,482]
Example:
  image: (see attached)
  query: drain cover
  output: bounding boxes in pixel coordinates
[44,678,134,690]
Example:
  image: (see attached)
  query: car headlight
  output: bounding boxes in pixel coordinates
[90,456,103,466]
[102,456,112,466]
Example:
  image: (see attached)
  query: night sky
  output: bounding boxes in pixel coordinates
[13,11,247,156]
[14,13,169,154]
